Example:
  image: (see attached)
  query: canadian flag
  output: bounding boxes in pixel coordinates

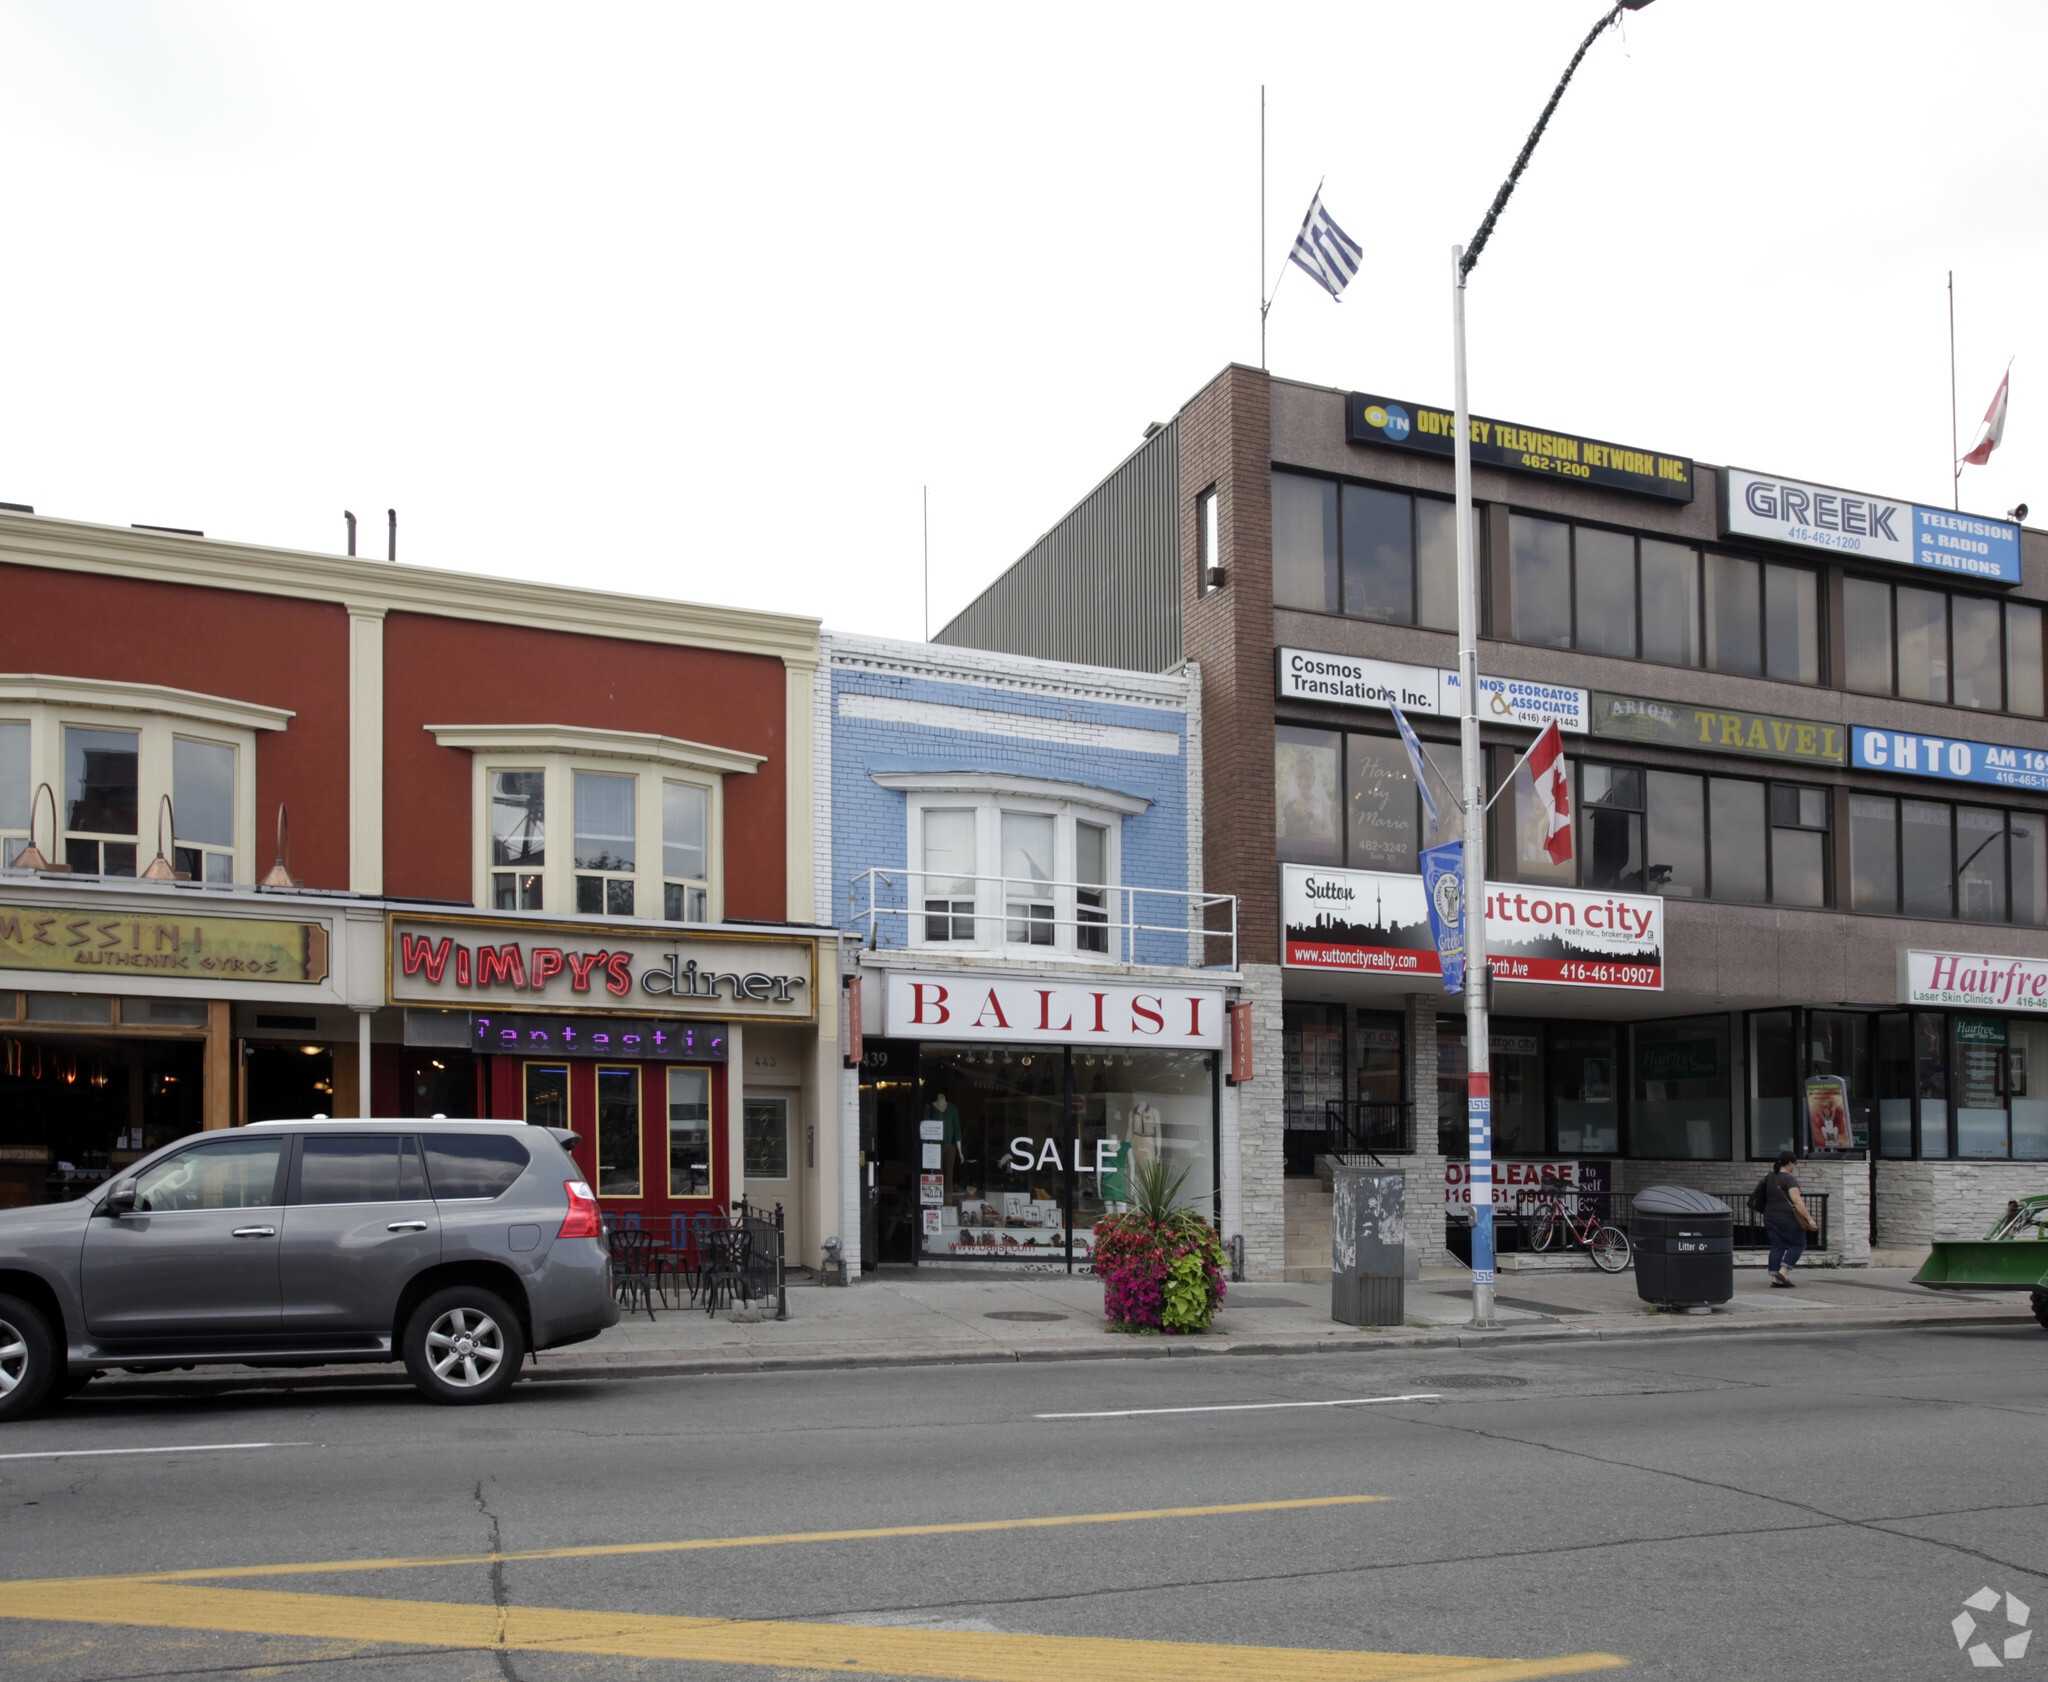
[1962,368,2010,467]
[1528,720,1573,865]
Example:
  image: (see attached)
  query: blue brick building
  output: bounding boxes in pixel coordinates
[815,633,1242,1275]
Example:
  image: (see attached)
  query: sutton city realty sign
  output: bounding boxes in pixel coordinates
[1283,864,1663,990]
[389,917,813,1018]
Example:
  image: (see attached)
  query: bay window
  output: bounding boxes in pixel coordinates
[437,724,757,923]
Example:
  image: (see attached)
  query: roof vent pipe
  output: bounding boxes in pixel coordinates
[387,508,397,562]
[344,510,356,556]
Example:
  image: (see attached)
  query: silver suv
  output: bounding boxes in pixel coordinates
[0,1119,617,1417]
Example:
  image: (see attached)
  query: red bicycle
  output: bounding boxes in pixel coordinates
[1520,1189,1632,1272]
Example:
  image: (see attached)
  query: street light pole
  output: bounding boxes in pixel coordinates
[1451,0,1647,1330]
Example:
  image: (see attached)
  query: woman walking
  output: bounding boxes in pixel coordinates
[1761,1150,1818,1286]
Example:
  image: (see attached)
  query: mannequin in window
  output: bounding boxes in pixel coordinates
[924,1090,969,1168]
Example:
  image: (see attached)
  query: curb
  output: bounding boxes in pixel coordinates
[80,1303,2037,1399]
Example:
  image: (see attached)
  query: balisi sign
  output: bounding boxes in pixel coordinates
[1346,392,1694,503]
[884,974,1225,1048]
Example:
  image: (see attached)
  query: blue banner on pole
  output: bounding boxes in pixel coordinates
[1419,840,1466,995]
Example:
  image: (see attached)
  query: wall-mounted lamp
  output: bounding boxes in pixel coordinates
[7,783,70,873]
[258,804,302,890]
[140,794,189,882]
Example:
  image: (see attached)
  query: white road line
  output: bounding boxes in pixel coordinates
[0,1441,311,1463]
[1035,1394,1441,1420]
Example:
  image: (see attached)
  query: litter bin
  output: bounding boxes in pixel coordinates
[1331,1164,1405,1326]
[1631,1185,1734,1307]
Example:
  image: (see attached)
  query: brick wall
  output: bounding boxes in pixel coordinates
[1237,961,1286,1279]
[1874,1160,2048,1248]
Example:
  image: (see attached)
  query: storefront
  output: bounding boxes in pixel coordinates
[856,969,1228,1271]
[386,913,831,1257]
[0,883,377,1205]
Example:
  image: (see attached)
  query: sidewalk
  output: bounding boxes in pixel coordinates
[83,1261,2040,1400]
[525,1259,2037,1382]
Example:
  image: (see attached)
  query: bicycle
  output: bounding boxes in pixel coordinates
[1520,1189,1632,1272]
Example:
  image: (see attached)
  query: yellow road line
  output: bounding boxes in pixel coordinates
[62,1493,1396,1585]
[0,1578,1628,1682]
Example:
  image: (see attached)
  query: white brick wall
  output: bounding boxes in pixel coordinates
[1875,1160,2048,1247]
[1404,993,1453,1267]
[1237,962,1286,1280]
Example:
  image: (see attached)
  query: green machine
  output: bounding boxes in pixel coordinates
[1913,1195,2048,1328]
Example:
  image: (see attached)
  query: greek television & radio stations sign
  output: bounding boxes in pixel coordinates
[1277,649,1588,734]
[1850,728,2048,794]
[1721,469,2021,584]
[1281,864,1663,990]
[1345,392,1694,503]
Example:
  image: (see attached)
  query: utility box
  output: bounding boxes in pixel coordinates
[1332,1165,1406,1327]
[1631,1185,1735,1306]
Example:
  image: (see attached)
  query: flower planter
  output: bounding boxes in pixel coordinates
[1094,1213,1227,1334]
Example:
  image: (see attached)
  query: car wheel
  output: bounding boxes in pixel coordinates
[402,1288,525,1405]
[2032,1289,2048,1332]
[0,1295,59,1423]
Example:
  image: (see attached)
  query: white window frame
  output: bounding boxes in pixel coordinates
[876,772,1144,960]
[432,723,763,924]
[0,676,288,882]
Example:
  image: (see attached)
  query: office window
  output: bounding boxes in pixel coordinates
[1763,565,1821,684]
[1002,811,1056,945]
[573,771,637,916]
[899,789,1127,957]
[662,781,709,922]
[1509,515,1573,648]
[1581,765,1644,893]
[1196,487,1220,594]
[1895,586,1950,702]
[1769,785,1830,908]
[491,769,546,910]
[1414,498,1459,630]
[1952,596,2005,711]
[1709,779,1768,903]
[0,720,25,865]
[64,725,139,876]
[1347,735,1421,874]
[1343,484,1414,624]
[1843,577,1894,695]
[1076,821,1109,954]
[1645,771,1706,899]
[1901,799,1954,919]
[1505,743,1575,886]
[2015,813,2048,926]
[1573,526,1638,658]
[2008,602,2046,716]
[1272,472,1338,612]
[1704,554,1762,677]
[1639,540,1701,667]
[1957,805,2009,922]
[1851,795,1899,913]
[1275,726,1342,865]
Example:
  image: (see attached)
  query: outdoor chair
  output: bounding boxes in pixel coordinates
[700,1225,752,1316]
[608,1227,660,1321]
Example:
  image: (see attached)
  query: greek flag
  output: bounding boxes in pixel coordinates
[1288,188,1363,300]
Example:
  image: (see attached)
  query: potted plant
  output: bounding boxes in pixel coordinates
[1094,1155,1227,1334]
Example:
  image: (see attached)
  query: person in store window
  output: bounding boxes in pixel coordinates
[1761,1150,1818,1287]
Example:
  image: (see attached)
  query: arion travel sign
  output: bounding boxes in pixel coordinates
[1282,864,1663,990]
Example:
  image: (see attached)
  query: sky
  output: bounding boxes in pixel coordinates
[0,2,2042,641]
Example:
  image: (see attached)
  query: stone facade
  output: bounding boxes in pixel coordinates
[1874,1161,2048,1247]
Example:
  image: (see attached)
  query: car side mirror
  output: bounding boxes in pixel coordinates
[102,1181,138,1216]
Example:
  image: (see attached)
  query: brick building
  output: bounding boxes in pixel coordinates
[0,511,843,1267]
[939,365,2048,1277]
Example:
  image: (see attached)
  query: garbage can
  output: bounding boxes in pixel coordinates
[1331,1165,1405,1326]
[1631,1185,1734,1306]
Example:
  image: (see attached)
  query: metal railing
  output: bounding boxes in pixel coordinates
[732,1197,788,1321]
[850,868,1237,970]
[1465,1185,1833,1255]
[1283,1101,1414,1175]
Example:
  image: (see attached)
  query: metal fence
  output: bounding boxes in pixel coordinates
[733,1198,788,1321]
[1284,1101,1416,1175]
[1452,1185,1833,1255]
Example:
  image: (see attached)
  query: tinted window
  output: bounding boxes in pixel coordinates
[424,1132,531,1200]
[133,1137,283,1212]
[1509,515,1572,648]
[1272,472,1338,612]
[298,1135,425,1204]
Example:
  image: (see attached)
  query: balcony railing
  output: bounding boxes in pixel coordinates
[1284,1101,1415,1174]
[849,868,1237,970]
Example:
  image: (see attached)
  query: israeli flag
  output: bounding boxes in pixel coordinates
[1289,189,1363,300]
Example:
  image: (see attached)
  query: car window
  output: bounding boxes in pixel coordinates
[133,1138,284,1212]
[297,1135,427,1204]
[423,1133,530,1201]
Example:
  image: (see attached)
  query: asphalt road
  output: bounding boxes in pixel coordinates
[2,1322,2045,1682]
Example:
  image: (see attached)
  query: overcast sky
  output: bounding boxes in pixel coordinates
[1,2,2041,642]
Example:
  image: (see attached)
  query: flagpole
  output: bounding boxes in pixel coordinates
[1950,271,1960,510]
[923,485,930,641]
[1260,86,1267,371]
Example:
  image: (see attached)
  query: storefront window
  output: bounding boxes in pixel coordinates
[744,1096,790,1178]
[1809,1012,1873,1151]
[917,1044,1066,1264]
[1749,1011,1797,1159]
[1630,1016,1731,1160]
[0,1032,203,1205]
[668,1067,711,1194]
[1877,1012,1914,1158]
[1355,1014,1403,1105]
[64,725,139,876]
[1438,1021,1542,1156]
[246,1043,334,1121]
[1284,1003,1344,1175]
[1275,727,1341,866]
[524,1063,568,1128]
[1915,1013,1950,1158]
[1347,735,1420,874]
[1954,1017,2010,1157]
[1548,1024,1618,1152]
[2010,1019,2048,1159]
[596,1064,641,1195]
[1075,1048,1216,1254]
